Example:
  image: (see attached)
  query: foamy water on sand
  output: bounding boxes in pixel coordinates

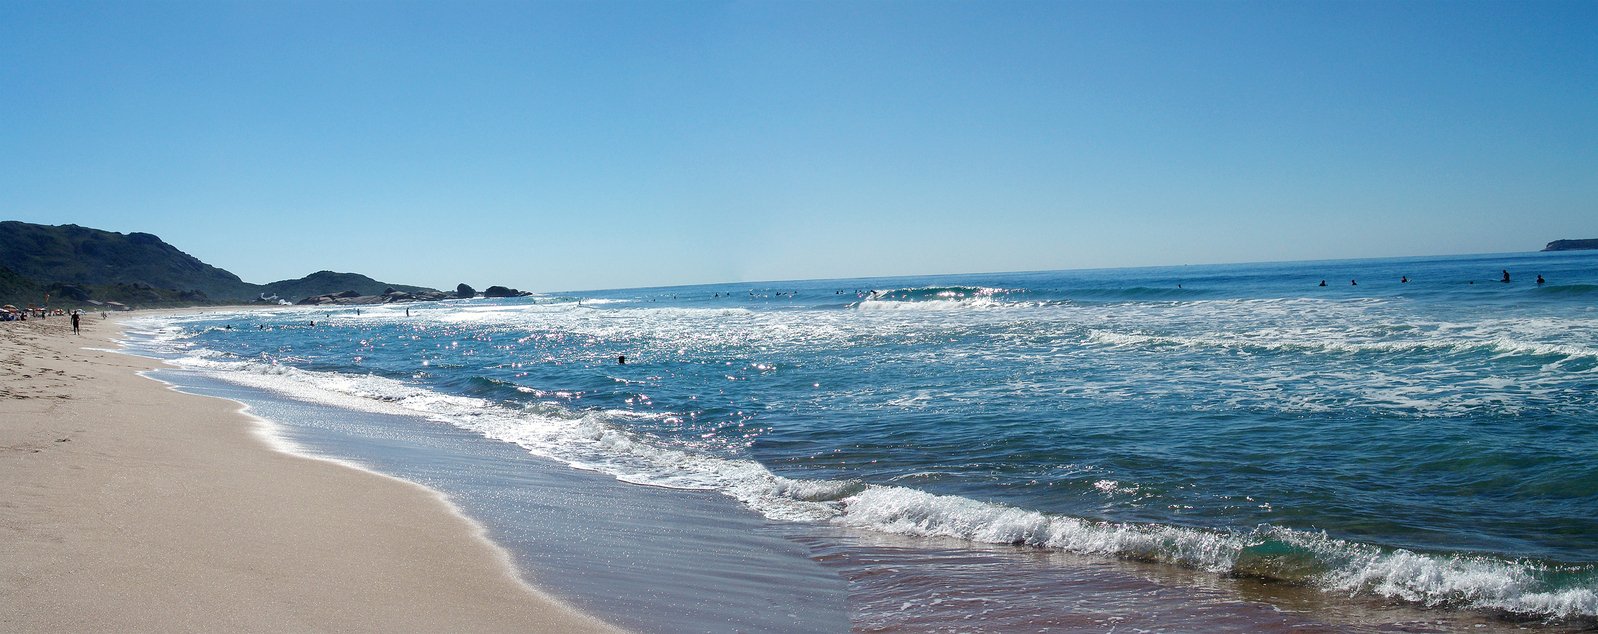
[125,250,1598,630]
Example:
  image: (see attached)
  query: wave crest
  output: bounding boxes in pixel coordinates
[855,286,1022,310]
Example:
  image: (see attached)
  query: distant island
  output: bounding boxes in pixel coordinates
[1542,239,1598,252]
[0,221,522,309]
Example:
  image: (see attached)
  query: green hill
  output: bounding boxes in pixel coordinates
[0,221,437,307]
[261,271,435,301]
[0,222,251,302]
[0,266,41,306]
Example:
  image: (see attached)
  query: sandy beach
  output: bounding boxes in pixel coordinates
[0,313,616,632]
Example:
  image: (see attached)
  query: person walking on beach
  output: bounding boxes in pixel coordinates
[70,311,80,335]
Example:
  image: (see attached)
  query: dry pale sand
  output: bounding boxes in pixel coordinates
[0,313,619,633]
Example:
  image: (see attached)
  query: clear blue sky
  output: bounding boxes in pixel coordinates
[3,1,1594,292]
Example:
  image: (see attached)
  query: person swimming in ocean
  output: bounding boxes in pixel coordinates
[1537,274,1545,285]
[1401,276,1408,283]
[1351,279,1357,286]
[617,355,626,365]
[1502,270,1511,283]
[1319,280,1327,287]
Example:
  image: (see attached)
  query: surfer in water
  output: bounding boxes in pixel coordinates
[1502,270,1511,283]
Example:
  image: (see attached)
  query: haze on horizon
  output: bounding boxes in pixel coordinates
[3,1,1594,293]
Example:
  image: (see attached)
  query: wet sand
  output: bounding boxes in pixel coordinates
[0,314,617,632]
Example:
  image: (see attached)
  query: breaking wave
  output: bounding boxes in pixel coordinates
[854,286,1023,310]
[156,348,1598,620]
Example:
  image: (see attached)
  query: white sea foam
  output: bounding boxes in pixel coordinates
[126,289,1598,624]
[1315,542,1598,618]
[856,297,1012,311]
[1085,327,1598,362]
[835,486,1597,618]
[152,345,1598,619]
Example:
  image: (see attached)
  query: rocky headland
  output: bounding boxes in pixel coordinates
[1542,239,1598,252]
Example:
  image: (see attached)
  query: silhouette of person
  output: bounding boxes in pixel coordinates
[1319,280,1327,287]
[1537,275,1545,285]
[617,355,626,365]
[1502,270,1511,283]
[1401,276,1409,283]
[70,311,80,335]
[1351,279,1357,286]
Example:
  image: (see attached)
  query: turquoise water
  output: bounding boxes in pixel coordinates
[132,251,1598,623]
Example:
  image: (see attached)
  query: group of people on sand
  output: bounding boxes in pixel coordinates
[1319,270,1546,287]
[0,307,103,335]
[2,307,88,328]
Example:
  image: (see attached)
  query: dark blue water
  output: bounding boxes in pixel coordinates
[130,251,1598,622]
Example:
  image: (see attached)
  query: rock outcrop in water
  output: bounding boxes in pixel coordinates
[1542,239,1598,251]
[298,282,537,303]
[482,285,532,298]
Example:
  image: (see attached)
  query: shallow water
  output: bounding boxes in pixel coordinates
[126,251,1598,627]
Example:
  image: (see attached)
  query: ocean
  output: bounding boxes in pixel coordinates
[122,250,1597,631]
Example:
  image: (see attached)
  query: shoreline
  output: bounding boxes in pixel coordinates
[0,313,617,632]
[22,302,1591,631]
